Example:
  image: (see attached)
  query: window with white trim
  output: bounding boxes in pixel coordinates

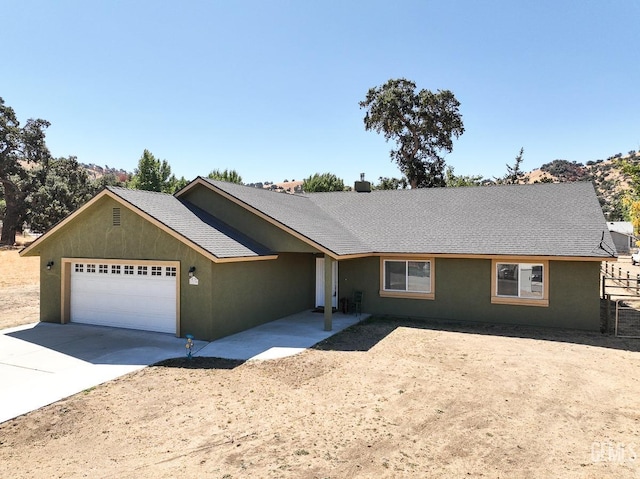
[111,265,121,275]
[151,266,162,276]
[165,266,177,277]
[137,265,148,276]
[382,259,432,294]
[99,264,109,274]
[124,265,134,275]
[86,264,96,274]
[75,263,84,273]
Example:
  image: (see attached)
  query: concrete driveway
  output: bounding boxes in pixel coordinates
[0,311,365,424]
[0,322,209,424]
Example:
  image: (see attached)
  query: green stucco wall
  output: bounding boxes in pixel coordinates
[28,190,602,340]
[27,196,315,340]
[29,196,212,333]
[337,257,601,331]
[205,253,315,339]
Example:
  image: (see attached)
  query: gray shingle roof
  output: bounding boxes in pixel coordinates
[108,187,273,259]
[200,179,369,254]
[204,179,616,258]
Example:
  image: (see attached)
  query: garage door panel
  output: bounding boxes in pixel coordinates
[70,261,177,334]
[73,294,175,316]
[74,278,175,302]
[72,310,174,333]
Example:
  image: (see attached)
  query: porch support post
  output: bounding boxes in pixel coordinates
[324,254,333,331]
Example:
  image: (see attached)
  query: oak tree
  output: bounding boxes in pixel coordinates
[375,176,408,190]
[27,156,94,233]
[360,78,464,188]
[0,98,52,244]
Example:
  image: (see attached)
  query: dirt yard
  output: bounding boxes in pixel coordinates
[2,252,640,477]
[0,247,40,329]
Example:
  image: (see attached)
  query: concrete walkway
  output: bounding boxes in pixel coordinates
[197,310,366,360]
[0,311,366,423]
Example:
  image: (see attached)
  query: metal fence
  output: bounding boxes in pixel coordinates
[601,262,640,337]
[601,262,640,298]
[615,300,640,338]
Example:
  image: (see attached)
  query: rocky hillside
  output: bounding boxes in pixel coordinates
[81,163,130,183]
[525,153,639,220]
[79,150,640,220]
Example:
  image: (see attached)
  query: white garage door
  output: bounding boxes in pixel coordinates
[70,261,177,334]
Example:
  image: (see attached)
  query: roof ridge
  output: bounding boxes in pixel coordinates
[201,177,310,198]
[106,185,174,197]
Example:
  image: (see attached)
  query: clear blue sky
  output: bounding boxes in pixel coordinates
[2,0,639,185]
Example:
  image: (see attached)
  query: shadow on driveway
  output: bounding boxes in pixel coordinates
[4,322,207,366]
[0,322,208,424]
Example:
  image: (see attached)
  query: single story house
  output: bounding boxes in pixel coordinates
[20,179,617,339]
[606,221,635,254]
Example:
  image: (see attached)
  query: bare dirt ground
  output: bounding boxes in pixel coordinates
[2,252,640,477]
[0,243,40,329]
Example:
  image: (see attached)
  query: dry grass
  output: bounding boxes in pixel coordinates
[0,245,40,288]
[0,245,40,328]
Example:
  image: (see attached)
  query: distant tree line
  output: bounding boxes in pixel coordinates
[0,98,243,244]
[2,91,636,243]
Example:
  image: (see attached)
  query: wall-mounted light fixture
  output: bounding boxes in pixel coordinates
[188,266,196,278]
[46,261,54,270]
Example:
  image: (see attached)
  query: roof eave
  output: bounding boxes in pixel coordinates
[20,187,277,264]
[334,251,616,261]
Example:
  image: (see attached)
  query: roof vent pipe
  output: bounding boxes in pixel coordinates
[354,173,371,193]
